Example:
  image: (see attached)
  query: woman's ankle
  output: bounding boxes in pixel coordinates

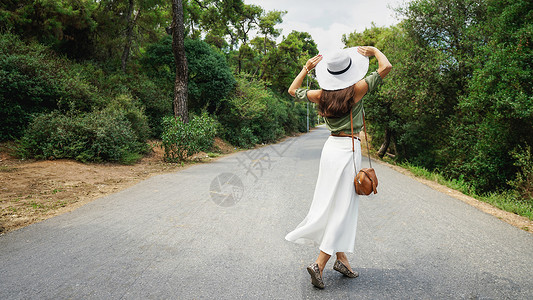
[315,260,326,271]
[336,252,347,261]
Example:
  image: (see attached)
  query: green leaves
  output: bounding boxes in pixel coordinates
[161,113,218,162]
[217,74,315,148]
[452,0,533,192]
[261,31,318,94]
[18,108,148,164]
[141,36,235,115]
[0,33,102,141]
[343,0,533,195]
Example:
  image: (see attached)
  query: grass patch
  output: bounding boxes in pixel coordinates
[56,200,67,207]
[206,152,221,158]
[0,166,17,172]
[397,162,533,221]
[0,141,19,157]
[28,201,44,210]
[477,191,533,220]
[120,152,143,165]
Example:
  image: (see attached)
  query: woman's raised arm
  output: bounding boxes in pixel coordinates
[357,46,392,79]
[288,54,323,97]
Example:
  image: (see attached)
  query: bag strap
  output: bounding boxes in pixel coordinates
[350,101,373,169]
[351,110,357,176]
[361,101,373,168]
[350,110,354,152]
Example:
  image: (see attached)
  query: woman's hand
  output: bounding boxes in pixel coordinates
[358,46,392,79]
[357,46,377,57]
[305,54,323,73]
[288,54,323,97]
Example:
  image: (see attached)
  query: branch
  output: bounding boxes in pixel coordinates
[193,0,208,9]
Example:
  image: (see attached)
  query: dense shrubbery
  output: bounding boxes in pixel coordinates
[1,31,318,165]
[141,36,236,115]
[344,0,532,196]
[161,113,219,162]
[0,3,323,172]
[444,0,533,193]
[508,146,533,201]
[81,67,172,138]
[0,33,102,141]
[218,74,315,148]
[101,94,151,143]
[0,32,171,142]
[18,107,149,164]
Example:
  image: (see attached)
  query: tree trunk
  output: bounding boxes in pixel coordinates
[171,0,189,123]
[377,127,392,158]
[121,0,140,73]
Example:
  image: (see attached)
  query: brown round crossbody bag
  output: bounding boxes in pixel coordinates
[350,105,378,195]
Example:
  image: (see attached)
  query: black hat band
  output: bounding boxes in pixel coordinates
[327,58,352,75]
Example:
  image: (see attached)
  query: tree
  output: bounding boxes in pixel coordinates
[225,8,286,76]
[342,0,531,194]
[232,4,263,73]
[183,0,245,49]
[0,0,97,60]
[257,10,285,55]
[446,0,533,192]
[121,0,142,72]
[262,31,318,94]
[171,0,189,122]
[344,0,487,168]
[142,36,235,114]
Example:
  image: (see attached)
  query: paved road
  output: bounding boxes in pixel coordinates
[1,125,532,299]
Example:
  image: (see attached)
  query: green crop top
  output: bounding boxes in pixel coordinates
[294,71,383,134]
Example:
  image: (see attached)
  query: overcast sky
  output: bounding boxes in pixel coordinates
[245,0,407,54]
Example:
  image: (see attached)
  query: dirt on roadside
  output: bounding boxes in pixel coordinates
[0,138,238,234]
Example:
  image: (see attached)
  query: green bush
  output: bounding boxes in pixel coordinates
[0,0,96,60]
[124,74,172,138]
[104,94,151,142]
[231,126,260,149]
[161,113,219,162]
[218,74,316,148]
[0,33,102,141]
[509,146,533,201]
[141,36,235,115]
[76,62,172,138]
[18,108,148,164]
[288,101,317,133]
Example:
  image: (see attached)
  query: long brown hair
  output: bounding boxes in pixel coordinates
[318,85,355,118]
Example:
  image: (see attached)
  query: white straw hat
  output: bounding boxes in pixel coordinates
[315,47,369,91]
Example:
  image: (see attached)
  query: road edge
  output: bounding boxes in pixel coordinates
[378,160,532,233]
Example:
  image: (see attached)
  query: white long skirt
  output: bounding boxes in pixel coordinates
[285,136,362,255]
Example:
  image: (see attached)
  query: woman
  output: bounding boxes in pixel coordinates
[285,46,392,289]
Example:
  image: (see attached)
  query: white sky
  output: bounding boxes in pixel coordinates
[245,0,407,54]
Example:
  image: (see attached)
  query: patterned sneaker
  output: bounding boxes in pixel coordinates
[306,262,325,289]
[333,259,359,278]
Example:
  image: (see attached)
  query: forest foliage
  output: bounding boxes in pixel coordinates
[1,0,317,163]
[343,0,532,201]
[0,0,531,203]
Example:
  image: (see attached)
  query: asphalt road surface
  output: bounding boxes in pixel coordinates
[1,125,532,299]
